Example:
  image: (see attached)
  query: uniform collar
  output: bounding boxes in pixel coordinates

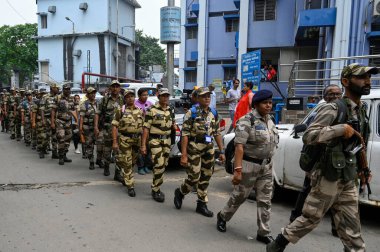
[344,97,361,111]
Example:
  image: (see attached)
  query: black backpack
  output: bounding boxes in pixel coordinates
[299,100,347,172]
[225,114,256,174]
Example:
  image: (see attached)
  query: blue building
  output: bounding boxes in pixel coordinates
[36,0,141,85]
[179,0,380,96]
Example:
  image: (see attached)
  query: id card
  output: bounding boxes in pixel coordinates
[205,135,212,143]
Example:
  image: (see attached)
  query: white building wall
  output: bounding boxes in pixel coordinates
[38,39,65,82]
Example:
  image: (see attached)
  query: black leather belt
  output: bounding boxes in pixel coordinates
[150,134,170,139]
[121,132,141,138]
[243,155,271,165]
[189,136,212,144]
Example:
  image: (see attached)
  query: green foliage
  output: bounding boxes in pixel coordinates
[0,23,38,86]
[136,29,166,70]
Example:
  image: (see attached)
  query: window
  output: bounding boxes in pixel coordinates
[186,26,198,39]
[369,39,380,66]
[224,67,236,81]
[226,19,239,32]
[187,61,197,67]
[41,15,47,29]
[254,0,276,21]
[185,71,197,82]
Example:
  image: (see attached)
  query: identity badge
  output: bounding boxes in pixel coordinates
[205,135,212,143]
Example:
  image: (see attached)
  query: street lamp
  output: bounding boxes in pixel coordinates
[65,16,75,34]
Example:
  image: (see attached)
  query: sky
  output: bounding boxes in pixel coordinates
[0,0,181,40]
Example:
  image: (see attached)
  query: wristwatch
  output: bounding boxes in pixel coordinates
[219,150,225,155]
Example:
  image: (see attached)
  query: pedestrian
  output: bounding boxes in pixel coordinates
[141,88,175,203]
[94,80,124,177]
[134,88,153,175]
[20,91,33,146]
[51,83,78,165]
[79,87,98,170]
[45,83,60,159]
[31,89,48,158]
[225,79,241,133]
[232,81,254,128]
[216,90,279,245]
[267,63,377,252]
[208,84,217,110]
[173,87,225,217]
[72,94,81,154]
[112,89,144,197]
[289,85,342,235]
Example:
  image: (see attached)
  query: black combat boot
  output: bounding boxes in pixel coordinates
[96,159,104,168]
[51,150,59,159]
[256,235,275,245]
[59,155,65,165]
[216,212,227,232]
[174,188,184,209]
[196,201,214,217]
[89,162,95,170]
[127,188,136,197]
[10,134,15,139]
[103,163,110,176]
[266,234,289,252]
[25,142,30,147]
[114,167,124,184]
[39,151,45,159]
[63,154,72,163]
[152,190,165,203]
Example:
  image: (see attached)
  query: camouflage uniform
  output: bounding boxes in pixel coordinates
[112,101,143,189]
[279,99,367,251]
[220,110,278,237]
[20,93,33,145]
[96,94,124,174]
[44,90,58,154]
[52,90,76,163]
[179,105,220,203]
[0,92,6,132]
[31,92,38,149]
[32,91,48,156]
[80,97,98,166]
[15,91,24,141]
[144,102,175,194]
[8,90,17,139]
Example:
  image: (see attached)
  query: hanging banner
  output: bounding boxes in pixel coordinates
[160,7,181,44]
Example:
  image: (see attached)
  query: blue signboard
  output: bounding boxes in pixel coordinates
[241,49,261,92]
[160,7,181,44]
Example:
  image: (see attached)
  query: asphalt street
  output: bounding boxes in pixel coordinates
[0,132,380,252]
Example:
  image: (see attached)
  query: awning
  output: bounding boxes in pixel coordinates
[295,8,337,39]
[222,64,237,69]
[183,67,197,71]
[223,14,239,20]
[184,23,198,28]
[367,31,380,39]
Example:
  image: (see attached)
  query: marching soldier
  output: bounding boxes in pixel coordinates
[45,83,60,158]
[79,87,98,170]
[31,89,48,158]
[31,89,39,150]
[15,89,25,141]
[112,89,143,197]
[94,80,124,177]
[0,91,6,132]
[21,91,33,146]
[51,83,78,165]
[173,87,225,217]
[216,90,279,245]
[141,88,175,203]
[8,87,17,139]
[267,64,377,251]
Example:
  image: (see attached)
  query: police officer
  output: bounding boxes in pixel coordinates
[79,87,98,170]
[51,83,78,165]
[31,89,48,158]
[216,90,278,245]
[21,90,33,146]
[94,80,124,177]
[173,87,225,217]
[112,89,143,197]
[141,88,175,203]
[267,63,377,252]
[46,82,60,159]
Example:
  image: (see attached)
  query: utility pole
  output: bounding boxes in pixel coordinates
[166,0,175,95]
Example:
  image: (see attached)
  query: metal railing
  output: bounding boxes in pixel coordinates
[287,54,380,97]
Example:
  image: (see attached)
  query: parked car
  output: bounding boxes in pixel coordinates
[223,89,380,207]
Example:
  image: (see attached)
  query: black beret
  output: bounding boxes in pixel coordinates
[252,89,273,104]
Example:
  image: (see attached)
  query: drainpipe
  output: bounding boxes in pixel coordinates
[355,0,365,60]
[348,0,358,59]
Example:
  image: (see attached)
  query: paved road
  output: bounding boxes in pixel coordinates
[0,132,379,252]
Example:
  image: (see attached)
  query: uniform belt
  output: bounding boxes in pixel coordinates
[189,136,212,144]
[121,132,141,138]
[243,155,271,165]
[150,134,170,139]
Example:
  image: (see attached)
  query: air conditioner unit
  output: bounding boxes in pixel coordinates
[374,0,380,17]
[48,6,56,14]
[79,3,88,11]
[73,50,82,57]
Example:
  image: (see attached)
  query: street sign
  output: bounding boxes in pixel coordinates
[241,49,261,92]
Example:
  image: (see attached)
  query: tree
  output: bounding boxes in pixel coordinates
[0,23,38,87]
[136,30,166,71]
